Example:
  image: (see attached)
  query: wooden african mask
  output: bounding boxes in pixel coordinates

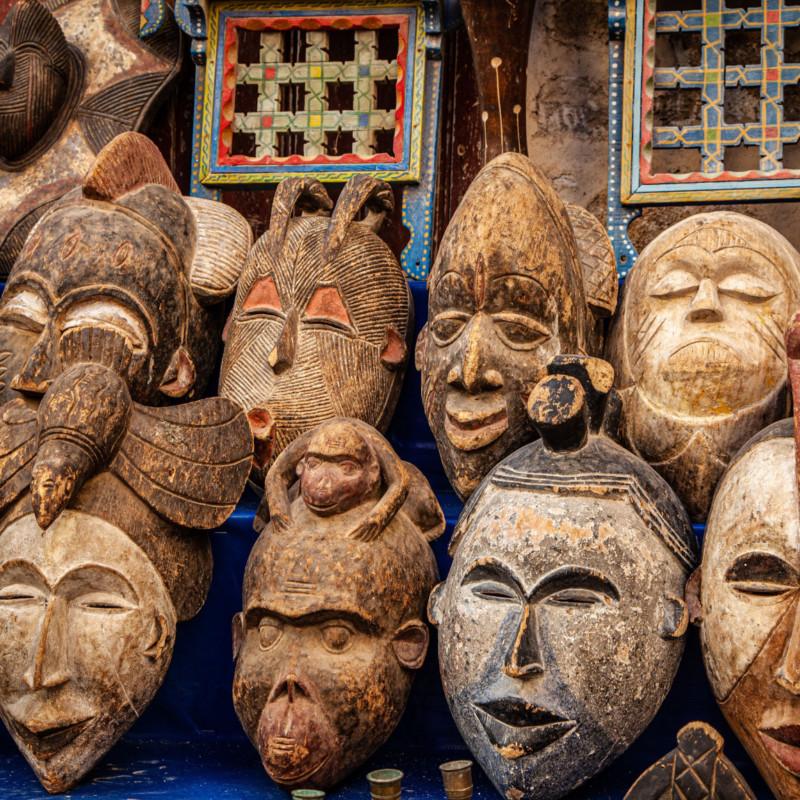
[232,418,443,790]
[415,153,617,499]
[607,211,800,521]
[0,0,180,276]
[428,356,696,800]
[0,361,252,792]
[219,177,412,483]
[688,311,800,800]
[0,132,252,408]
[624,721,756,800]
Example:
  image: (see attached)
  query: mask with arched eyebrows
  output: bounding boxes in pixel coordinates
[415,153,617,501]
[219,176,412,485]
[0,361,252,793]
[607,211,800,521]
[429,356,696,800]
[0,133,252,408]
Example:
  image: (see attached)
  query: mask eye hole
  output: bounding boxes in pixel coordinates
[320,622,354,653]
[492,312,550,350]
[0,288,47,334]
[430,312,468,346]
[470,581,518,603]
[546,588,610,608]
[302,285,354,331]
[258,617,284,651]
[649,269,699,299]
[725,551,799,598]
[76,592,134,614]
[243,276,284,317]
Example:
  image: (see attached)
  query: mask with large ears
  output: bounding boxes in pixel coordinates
[606,212,800,521]
[688,310,800,800]
[0,361,252,793]
[0,132,252,408]
[416,153,617,500]
[219,176,412,484]
[232,418,442,789]
[428,356,696,800]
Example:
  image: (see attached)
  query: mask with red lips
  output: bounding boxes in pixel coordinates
[219,176,411,486]
[233,420,442,790]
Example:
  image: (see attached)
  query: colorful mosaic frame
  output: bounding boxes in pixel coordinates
[622,0,800,203]
[197,2,427,184]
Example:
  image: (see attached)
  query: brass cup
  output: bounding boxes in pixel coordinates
[439,760,473,800]
[367,768,403,800]
[291,791,325,800]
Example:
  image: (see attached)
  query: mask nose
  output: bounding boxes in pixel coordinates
[777,601,800,694]
[503,604,543,679]
[447,314,504,394]
[268,672,312,705]
[23,597,70,691]
[11,324,57,395]
[268,307,298,375]
[686,278,723,323]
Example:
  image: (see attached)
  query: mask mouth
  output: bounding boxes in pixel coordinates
[10,714,94,760]
[760,726,800,776]
[473,697,575,759]
[444,392,509,451]
[664,338,742,379]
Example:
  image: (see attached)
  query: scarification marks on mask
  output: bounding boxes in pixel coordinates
[60,230,80,260]
[283,561,317,597]
[0,352,10,392]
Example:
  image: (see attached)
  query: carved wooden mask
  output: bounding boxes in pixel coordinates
[429,357,696,800]
[219,178,411,483]
[0,0,181,276]
[0,362,252,792]
[416,153,617,499]
[0,132,252,407]
[607,212,800,521]
[233,419,442,789]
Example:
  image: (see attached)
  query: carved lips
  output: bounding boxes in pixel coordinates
[663,339,742,383]
[760,726,800,776]
[474,697,576,759]
[444,392,509,451]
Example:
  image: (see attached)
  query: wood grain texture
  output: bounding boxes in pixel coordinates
[430,356,696,800]
[233,417,442,790]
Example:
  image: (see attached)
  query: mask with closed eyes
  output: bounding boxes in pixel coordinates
[219,177,411,484]
[607,211,800,521]
[429,356,696,800]
[688,312,800,800]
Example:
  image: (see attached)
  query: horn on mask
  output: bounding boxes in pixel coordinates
[30,363,131,529]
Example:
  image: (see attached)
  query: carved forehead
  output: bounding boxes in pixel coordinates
[0,510,169,601]
[306,424,373,463]
[632,212,800,283]
[705,435,800,562]
[453,489,687,588]
[245,526,437,625]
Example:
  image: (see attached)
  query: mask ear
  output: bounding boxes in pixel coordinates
[564,203,618,320]
[686,567,703,625]
[381,326,407,370]
[660,593,689,640]
[232,612,244,661]
[428,582,446,627]
[159,346,196,398]
[185,197,254,306]
[391,620,429,670]
[415,323,428,372]
[143,612,172,662]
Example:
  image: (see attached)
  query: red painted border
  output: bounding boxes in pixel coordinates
[218,13,409,167]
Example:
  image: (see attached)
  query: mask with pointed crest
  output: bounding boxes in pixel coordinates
[0,360,252,792]
[233,417,442,789]
[415,153,618,500]
[219,176,412,484]
[0,132,252,407]
[429,355,695,800]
